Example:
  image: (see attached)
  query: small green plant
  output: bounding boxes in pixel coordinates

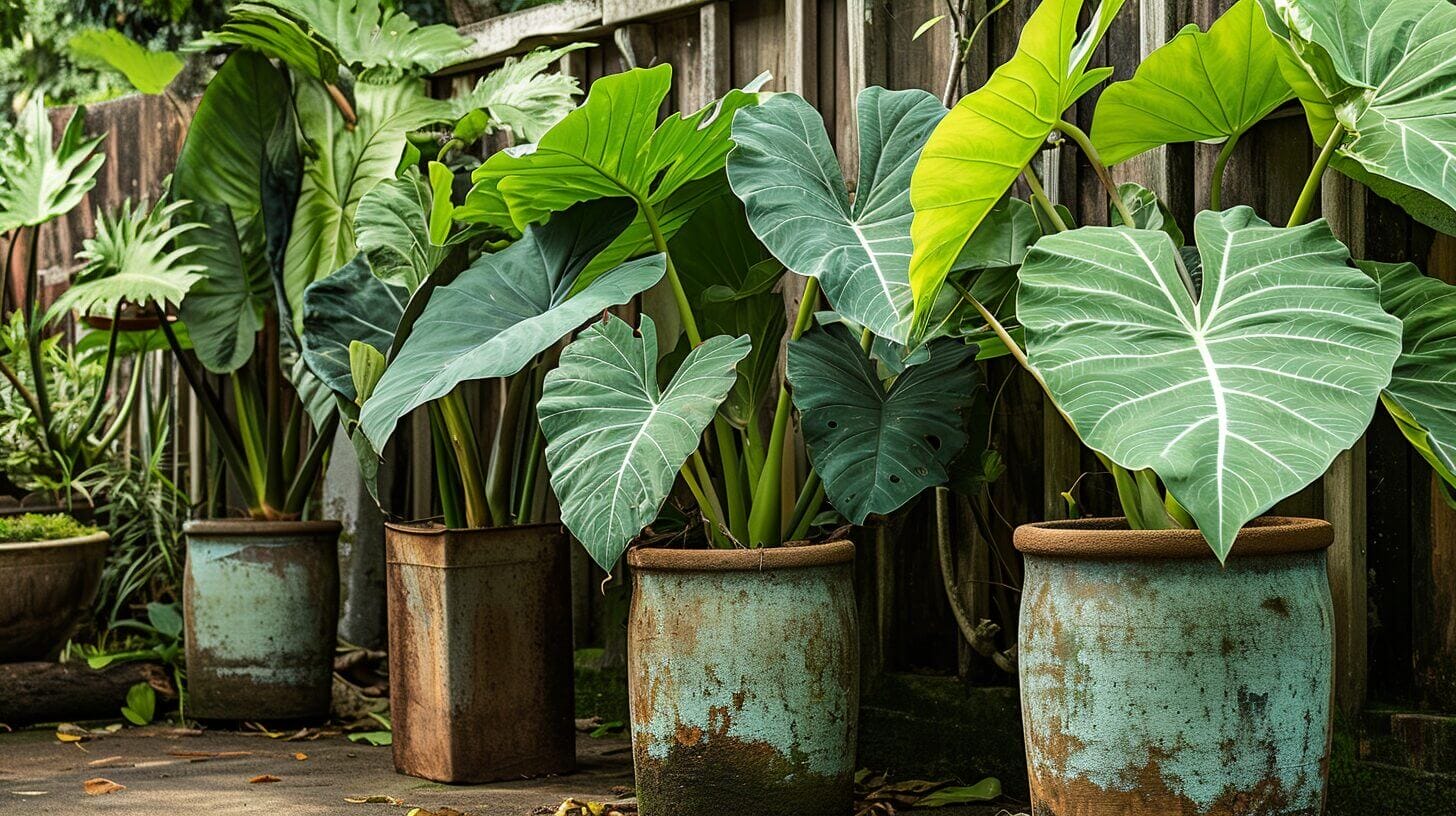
[121,681,157,725]
[0,512,97,543]
[68,601,187,721]
[348,711,393,746]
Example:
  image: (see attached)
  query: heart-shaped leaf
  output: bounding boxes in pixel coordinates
[69,29,184,95]
[908,0,1125,339]
[1257,0,1456,235]
[728,87,946,344]
[1091,0,1293,165]
[788,322,980,524]
[538,314,751,570]
[1019,207,1401,559]
[359,198,665,451]
[1360,260,1456,489]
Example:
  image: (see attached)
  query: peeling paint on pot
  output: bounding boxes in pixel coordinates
[626,541,858,816]
[184,520,341,721]
[1016,517,1334,816]
[385,522,575,783]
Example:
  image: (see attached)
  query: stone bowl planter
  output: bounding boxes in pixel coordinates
[0,531,110,662]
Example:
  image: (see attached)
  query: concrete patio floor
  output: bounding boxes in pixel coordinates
[0,726,1015,815]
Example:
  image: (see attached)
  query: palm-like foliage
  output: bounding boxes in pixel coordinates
[50,197,206,321]
[0,98,105,232]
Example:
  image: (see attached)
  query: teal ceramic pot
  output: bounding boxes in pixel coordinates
[627,541,858,816]
[184,519,341,721]
[1016,517,1334,816]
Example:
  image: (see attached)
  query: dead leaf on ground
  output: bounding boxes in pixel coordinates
[345,795,403,804]
[243,722,284,738]
[83,778,125,796]
[293,752,308,761]
[55,723,90,743]
[543,798,636,816]
[248,775,281,784]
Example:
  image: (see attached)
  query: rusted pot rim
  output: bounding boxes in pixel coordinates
[184,519,342,537]
[385,520,567,569]
[0,531,109,552]
[626,539,853,572]
[1014,516,1331,559]
[383,520,564,536]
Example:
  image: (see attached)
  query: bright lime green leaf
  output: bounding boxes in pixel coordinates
[359,199,666,452]
[50,198,205,320]
[426,162,453,245]
[914,15,947,40]
[728,88,947,344]
[350,341,388,406]
[909,0,1126,340]
[1019,207,1400,560]
[1090,0,1292,165]
[121,682,156,726]
[1257,0,1456,235]
[1360,260,1456,491]
[0,98,105,232]
[788,322,980,524]
[69,29,184,95]
[539,314,751,571]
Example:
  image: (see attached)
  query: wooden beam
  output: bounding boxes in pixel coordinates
[696,1,732,107]
[604,0,713,26]
[446,0,602,73]
[783,0,817,103]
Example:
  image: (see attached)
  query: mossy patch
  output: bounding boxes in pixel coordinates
[575,648,630,724]
[0,512,98,543]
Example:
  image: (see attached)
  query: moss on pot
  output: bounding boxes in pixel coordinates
[0,513,98,543]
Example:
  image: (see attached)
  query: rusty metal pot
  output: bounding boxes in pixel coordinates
[0,531,109,661]
[385,521,575,783]
[183,519,341,721]
[1016,516,1334,816]
[626,540,859,816]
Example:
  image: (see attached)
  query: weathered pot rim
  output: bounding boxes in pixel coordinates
[0,530,110,552]
[383,519,564,536]
[1014,516,1331,559]
[184,518,342,537]
[626,539,853,571]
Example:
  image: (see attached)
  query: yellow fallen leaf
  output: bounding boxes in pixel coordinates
[55,733,84,743]
[83,778,125,796]
[346,795,403,804]
[248,774,281,784]
[294,752,308,761]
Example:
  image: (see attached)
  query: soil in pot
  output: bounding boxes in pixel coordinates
[1016,516,1333,816]
[626,540,859,816]
[385,521,575,783]
[183,519,341,721]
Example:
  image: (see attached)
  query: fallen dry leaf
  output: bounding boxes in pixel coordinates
[87,756,127,768]
[293,752,308,761]
[83,778,125,796]
[248,775,281,784]
[344,795,403,804]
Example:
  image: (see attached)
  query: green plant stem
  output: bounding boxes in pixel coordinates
[438,390,492,528]
[786,471,823,540]
[515,422,545,525]
[21,227,58,453]
[1288,123,1347,228]
[94,352,145,451]
[231,371,268,506]
[281,410,339,517]
[436,138,464,161]
[428,403,464,528]
[1056,119,1134,227]
[741,424,765,491]
[262,317,286,514]
[749,277,822,547]
[0,354,42,421]
[1022,163,1067,231]
[485,373,528,526]
[72,306,124,453]
[1209,133,1241,211]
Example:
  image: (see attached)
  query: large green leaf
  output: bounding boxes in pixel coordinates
[196,0,468,83]
[175,203,269,373]
[1018,207,1401,559]
[788,322,980,524]
[538,314,751,571]
[284,78,449,331]
[908,0,1125,339]
[1360,260,1456,489]
[359,198,666,451]
[1257,0,1456,235]
[171,50,289,257]
[728,88,946,344]
[50,198,205,320]
[668,192,784,429]
[353,164,462,290]
[1090,0,1292,165]
[458,65,764,276]
[69,29,184,95]
[444,44,589,144]
[0,98,104,232]
[301,254,407,404]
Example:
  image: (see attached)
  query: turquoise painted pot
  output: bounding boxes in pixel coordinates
[626,541,858,816]
[183,519,341,721]
[1016,517,1334,816]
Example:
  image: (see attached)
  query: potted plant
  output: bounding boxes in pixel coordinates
[455,64,989,814]
[905,0,1456,812]
[299,44,600,782]
[0,513,109,661]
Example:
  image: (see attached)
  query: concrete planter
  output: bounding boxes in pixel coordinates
[0,531,109,661]
[1016,516,1334,816]
[385,521,575,783]
[183,519,341,721]
[626,541,859,816]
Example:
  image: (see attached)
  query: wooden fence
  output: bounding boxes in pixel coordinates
[16,0,1455,719]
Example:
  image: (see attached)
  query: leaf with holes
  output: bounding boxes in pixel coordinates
[908,0,1125,339]
[788,321,980,524]
[728,87,946,344]
[539,314,750,571]
[1018,207,1400,559]
[1257,0,1456,235]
